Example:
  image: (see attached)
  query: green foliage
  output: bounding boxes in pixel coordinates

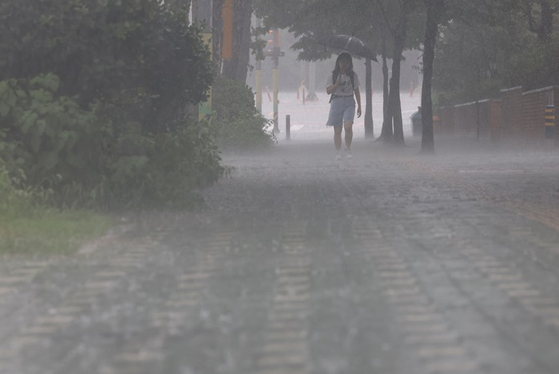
[251,25,269,62]
[0,74,225,210]
[106,120,225,209]
[434,10,523,105]
[506,36,559,91]
[253,0,424,61]
[0,1,223,210]
[212,77,275,150]
[0,161,34,217]
[0,0,213,133]
[433,0,559,106]
[0,154,114,255]
[0,74,108,191]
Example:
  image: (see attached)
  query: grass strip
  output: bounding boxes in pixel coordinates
[0,209,115,255]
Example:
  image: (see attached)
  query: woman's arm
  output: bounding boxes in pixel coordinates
[354,88,362,117]
[326,74,342,95]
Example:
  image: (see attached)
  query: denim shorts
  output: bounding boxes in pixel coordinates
[326,96,355,127]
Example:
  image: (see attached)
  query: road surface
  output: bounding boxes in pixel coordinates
[0,133,559,374]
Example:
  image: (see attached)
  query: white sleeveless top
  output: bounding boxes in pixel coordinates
[326,72,359,96]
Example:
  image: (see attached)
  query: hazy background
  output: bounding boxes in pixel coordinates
[247,29,422,96]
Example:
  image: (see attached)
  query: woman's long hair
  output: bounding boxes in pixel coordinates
[332,52,354,87]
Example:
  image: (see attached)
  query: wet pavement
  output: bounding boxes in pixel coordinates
[1,130,559,374]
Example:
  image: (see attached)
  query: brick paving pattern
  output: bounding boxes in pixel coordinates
[0,133,559,373]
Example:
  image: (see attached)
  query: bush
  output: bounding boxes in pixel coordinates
[0,0,214,133]
[106,120,225,209]
[212,77,275,150]
[0,74,225,209]
[0,162,34,217]
[0,1,224,210]
[0,74,109,191]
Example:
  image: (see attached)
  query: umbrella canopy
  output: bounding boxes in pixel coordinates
[325,34,377,61]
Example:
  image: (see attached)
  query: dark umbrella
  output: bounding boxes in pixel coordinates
[324,34,377,61]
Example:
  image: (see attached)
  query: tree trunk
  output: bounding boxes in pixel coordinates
[377,0,410,145]
[364,57,374,138]
[379,24,392,143]
[220,0,253,83]
[420,0,443,153]
[390,8,408,147]
[389,41,405,146]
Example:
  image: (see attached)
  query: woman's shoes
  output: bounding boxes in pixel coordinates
[335,149,352,160]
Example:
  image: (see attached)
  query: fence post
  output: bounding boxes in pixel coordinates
[286,115,291,140]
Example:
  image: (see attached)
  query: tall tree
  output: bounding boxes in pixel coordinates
[432,0,549,105]
[420,0,444,153]
[219,0,254,82]
[376,0,415,146]
[377,16,392,142]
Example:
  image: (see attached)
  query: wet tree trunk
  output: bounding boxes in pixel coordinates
[379,24,392,143]
[212,0,224,74]
[377,0,410,146]
[390,7,408,147]
[220,0,253,83]
[420,0,444,153]
[364,57,374,138]
[389,40,405,146]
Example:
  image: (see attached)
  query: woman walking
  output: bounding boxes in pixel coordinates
[326,52,362,160]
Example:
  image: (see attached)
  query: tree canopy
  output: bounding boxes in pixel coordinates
[0,0,223,209]
[434,0,559,106]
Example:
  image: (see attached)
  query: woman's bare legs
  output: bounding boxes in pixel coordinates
[334,126,343,150]
[344,120,353,150]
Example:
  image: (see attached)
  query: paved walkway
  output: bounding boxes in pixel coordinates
[1,136,559,374]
